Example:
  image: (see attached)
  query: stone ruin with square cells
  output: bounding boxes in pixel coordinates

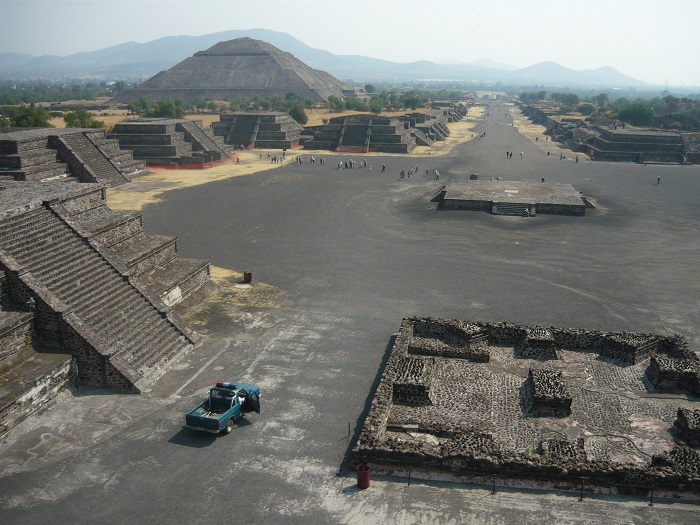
[0,127,216,435]
[354,317,700,493]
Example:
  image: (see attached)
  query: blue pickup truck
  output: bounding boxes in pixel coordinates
[185,381,261,435]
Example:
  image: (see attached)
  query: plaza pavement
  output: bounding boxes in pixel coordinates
[0,105,698,524]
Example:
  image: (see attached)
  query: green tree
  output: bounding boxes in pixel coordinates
[401,92,424,110]
[127,97,153,114]
[344,97,369,111]
[193,97,207,112]
[0,117,10,128]
[577,103,596,116]
[64,108,104,128]
[519,91,546,103]
[327,95,345,112]
[144,99,184,119]
[288,104,308,125]
[369,98,382,115]
[206,100,219,113]
[364,83,376,93]
[613,97,630,110]
[617,102,654,126]
[595,93,609,107]
[551,92,579,106]
[10,106,53,127]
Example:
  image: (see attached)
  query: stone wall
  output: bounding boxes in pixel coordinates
[392,356,435,406]
[0,314,33,362]
[522,368,572,416]
[0,358,71,436]
[535,203,586,216]
[441,199,492,212]
[675,408,700,446]
[647,355,700,394]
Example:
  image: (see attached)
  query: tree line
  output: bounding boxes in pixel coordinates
[519,90,700,130]
[0,104,103,128]
[1,86,440,130]
[126,93,313,125]
[0,81,128,105]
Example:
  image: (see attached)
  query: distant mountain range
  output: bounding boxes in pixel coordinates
[0,28,649,88]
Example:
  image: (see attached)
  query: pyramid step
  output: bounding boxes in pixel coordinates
[120,322,180,369]
[114,315,169,358]
[50,256,111,292]
[82,293,151,330]
[5,228,77,263]
[85,300,153,341]
[58,266,121,306]
[88,293,153,331]
[23,236,91,274]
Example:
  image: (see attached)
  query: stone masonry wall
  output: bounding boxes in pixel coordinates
[0,358,71,436]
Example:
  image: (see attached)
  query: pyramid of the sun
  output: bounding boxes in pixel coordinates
[115,38,355,103]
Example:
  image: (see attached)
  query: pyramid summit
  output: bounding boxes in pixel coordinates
[115,37,356,103]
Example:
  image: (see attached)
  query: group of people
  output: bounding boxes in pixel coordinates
[251,150,444,182]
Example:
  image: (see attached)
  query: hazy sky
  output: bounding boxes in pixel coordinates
[2,0,699,86]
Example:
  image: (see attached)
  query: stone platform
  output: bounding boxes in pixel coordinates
[354,317,700,492]
[439,180,586,216]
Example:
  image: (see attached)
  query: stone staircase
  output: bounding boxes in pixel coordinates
[86,133,147,177]
[58,190,211,308]
[492,202,535,216]
[57,132,131,187]
[177,120,232,159]
[0,206,194,387]
[412,128,434,147]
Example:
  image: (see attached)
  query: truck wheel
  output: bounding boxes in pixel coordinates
[222,419,234,435]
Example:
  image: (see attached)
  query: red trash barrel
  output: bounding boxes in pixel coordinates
[357,464,370,489]
[243,271,252,283]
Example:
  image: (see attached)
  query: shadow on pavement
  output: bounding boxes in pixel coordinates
[168,427,218,448]
[337,334,396,477]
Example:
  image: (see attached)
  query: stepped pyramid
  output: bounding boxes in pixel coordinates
[0,182,203,393]
[115,38,356,104]
[0,128,146,186]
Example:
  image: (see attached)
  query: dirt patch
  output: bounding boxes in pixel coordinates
[511,106,588,160]
[180,266,287,336]
[209,267,287,309]
[106,151,285,211]
[413,108,482,157]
